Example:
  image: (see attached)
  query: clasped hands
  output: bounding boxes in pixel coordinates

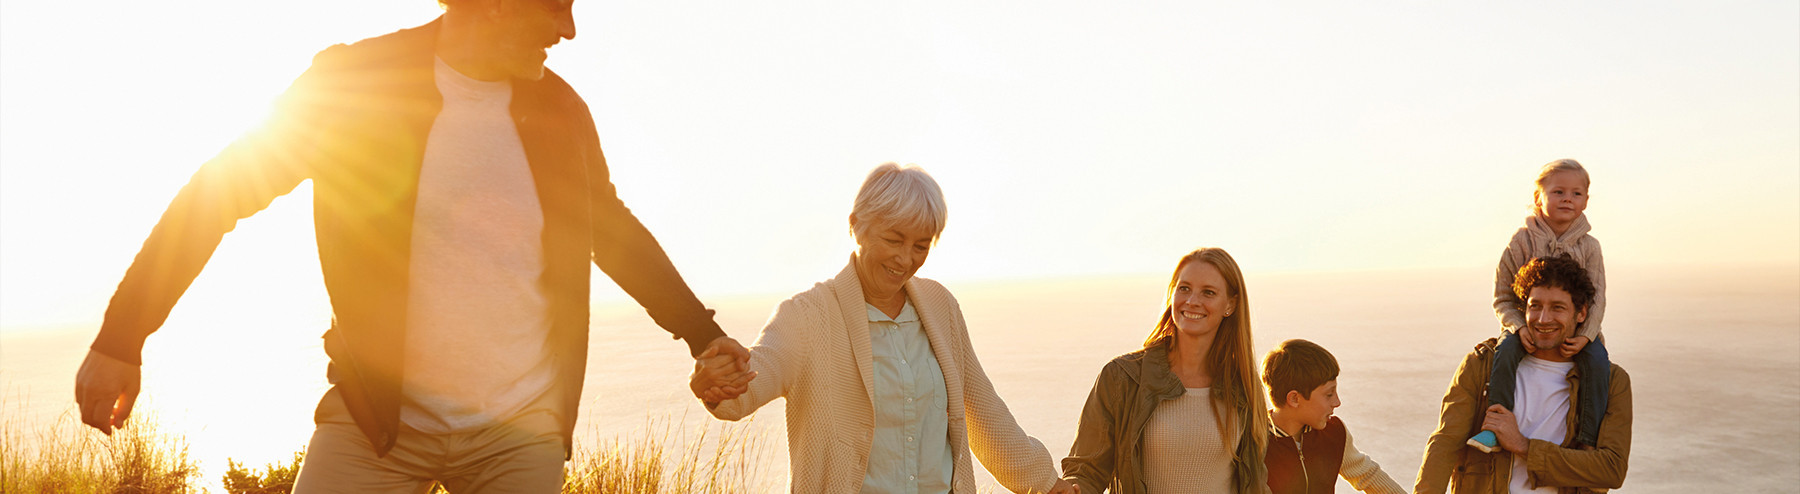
[685,337,1079,494]
[691,336,757,404]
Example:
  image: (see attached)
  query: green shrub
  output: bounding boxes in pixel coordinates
[222,451,302,494]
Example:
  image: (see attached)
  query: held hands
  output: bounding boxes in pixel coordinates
[690,336,755,405]
[74,349,141,435]
[1559,335,1591,359]
[1044,478,1079,494]
[1480,404,1529,455]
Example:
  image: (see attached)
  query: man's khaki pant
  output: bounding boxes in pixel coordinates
[293,388,565,493]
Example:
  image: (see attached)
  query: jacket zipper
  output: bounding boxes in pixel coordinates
[1296,434,1310,494]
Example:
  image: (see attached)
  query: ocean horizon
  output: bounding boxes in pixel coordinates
[4,262,1796,492]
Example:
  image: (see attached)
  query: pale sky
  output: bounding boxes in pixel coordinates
[3,1,1796,330]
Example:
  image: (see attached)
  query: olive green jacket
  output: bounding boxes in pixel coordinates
[1413,338,1632,494]
[1062,344,1269,493]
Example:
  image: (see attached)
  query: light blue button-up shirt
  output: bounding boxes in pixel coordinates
[862,301,953,494]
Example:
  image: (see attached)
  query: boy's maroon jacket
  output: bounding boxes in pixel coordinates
[1266,416,1347,494]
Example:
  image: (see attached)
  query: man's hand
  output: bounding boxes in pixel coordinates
[704,336,751,367]
[74,349,141,435]
[1044,478,1079,494]
[1559,335,1590,359]
[690,336,755,404]
[1480,404,1529,455]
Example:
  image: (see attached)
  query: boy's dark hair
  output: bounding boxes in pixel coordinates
[1512,256,1597,312]
[1260,339,1339,406]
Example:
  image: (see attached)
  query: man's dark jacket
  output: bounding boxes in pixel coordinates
[90,19,726,456]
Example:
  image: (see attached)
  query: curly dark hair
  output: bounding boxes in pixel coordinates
[1512,256,1597,311]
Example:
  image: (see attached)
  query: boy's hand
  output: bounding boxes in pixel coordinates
[1559,335,1590,359]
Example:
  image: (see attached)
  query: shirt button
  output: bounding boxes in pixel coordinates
[907,397,914,402]
[910,475,917,481]
[907,436,914,442]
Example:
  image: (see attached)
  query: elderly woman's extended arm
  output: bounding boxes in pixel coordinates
[948,308,1062,494]
[707,297,818,420]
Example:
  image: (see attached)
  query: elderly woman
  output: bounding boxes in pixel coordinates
[691,163,1076,494]
[1062,247,1270,494]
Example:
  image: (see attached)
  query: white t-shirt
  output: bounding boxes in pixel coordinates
[1509,355,1575,493]
[399,57,556,433]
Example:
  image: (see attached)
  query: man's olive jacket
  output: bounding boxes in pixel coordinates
[1413,338,1632,493]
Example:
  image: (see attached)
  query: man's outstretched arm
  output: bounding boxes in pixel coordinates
[570,100,735,359]
[74,349,140,435]
[78,55,328,434]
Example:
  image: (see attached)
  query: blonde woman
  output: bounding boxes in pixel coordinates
[1063,248,1270,493]
[691,163,1076,494]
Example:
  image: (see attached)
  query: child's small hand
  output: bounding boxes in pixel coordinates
[1518,330,1539,353]
[1559,335,1590,359]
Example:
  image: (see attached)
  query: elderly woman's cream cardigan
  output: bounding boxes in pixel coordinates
[709,261,1061,493]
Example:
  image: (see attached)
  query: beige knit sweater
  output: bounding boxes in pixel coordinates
[1493,214,1607,341]
[1143,388,1236,494]
[709,261,1060,493]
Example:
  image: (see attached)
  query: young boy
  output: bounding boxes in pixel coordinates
[1262,339,1404,494]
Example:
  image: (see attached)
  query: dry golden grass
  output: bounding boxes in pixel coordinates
[5,401,773,494]
[2,406,200,494]
[561,418,774,494]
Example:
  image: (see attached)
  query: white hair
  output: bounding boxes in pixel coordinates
[851,162,947,243]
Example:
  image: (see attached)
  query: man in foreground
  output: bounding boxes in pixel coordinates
[75,0,750,490]
[1414,256,1631,493]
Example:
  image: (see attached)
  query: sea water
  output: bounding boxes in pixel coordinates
[4,263,1795,492]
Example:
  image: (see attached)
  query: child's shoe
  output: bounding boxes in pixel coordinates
[1466,430,1499,453]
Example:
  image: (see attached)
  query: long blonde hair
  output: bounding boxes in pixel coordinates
[1142,247,1270,493]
